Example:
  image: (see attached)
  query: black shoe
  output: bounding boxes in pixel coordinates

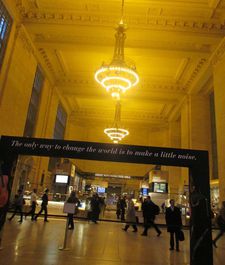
[44,220,49,222]
[141,233,147,236]
[157,231,162,237]
[176,248,180,252]
[132,229,138,232]
[68,227,74,230]
[122,228,127,231]
[18,220,22,223]
[169,248,174,251]
[212,241,217,248]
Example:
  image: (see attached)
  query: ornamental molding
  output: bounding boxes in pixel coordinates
[37,48,56,78]
[70,108,168,123]
[184,58,207,89]
[17,25,35,56]
[58,77,183,92]
[14,2,225,34]
[210,37,225,66]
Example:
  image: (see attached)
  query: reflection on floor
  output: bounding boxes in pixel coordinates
[0,215,224,265]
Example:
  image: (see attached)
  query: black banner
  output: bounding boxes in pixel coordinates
[0,136,208,167]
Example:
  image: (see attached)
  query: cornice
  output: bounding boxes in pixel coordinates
[70,107,168,124]
[58,77,183,93]
[14,3,225,34]
[16,24,35,55]
[210,37,225,66]
[184,58,207,90]
[38,47,56,78]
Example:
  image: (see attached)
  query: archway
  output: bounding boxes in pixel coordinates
[0,135,213,265]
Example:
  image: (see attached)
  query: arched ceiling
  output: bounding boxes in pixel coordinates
[14,0,225,129]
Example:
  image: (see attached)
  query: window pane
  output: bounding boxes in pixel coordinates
[0,1,12,69]
[23,66,44,137]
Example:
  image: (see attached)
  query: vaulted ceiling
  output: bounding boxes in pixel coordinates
[14,0,225,129]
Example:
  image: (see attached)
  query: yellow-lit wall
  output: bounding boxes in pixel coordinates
[213,52,225,203]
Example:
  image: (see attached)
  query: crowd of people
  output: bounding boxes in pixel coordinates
[5,188,225,250]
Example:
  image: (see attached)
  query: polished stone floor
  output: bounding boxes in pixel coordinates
[0,216,224,265]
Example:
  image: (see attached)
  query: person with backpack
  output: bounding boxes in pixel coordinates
[8,189,24,223]
[141,195,161,236]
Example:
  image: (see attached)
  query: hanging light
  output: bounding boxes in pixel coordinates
[95,0,139,100]
[104,101,129,143]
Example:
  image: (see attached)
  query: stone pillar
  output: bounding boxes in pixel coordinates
[180,95,211,190]
[168,120,182,196]
[211,38,225,202]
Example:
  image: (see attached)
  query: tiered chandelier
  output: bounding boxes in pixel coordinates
[104,101,129,144]
[94,0,139,100]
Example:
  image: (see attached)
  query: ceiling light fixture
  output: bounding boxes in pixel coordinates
[104,101,129,143]
[95,0,139,100]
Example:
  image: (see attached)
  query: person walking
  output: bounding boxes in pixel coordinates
[122,196,138,232]
[165,199,182,251]
[67,191,80,230]
[25,189,38,221]
[120,196,127,221]
[8,189,24,223]
[141,195,161,236]
[90,193,100,223]
[116,196,121,219]
[212,201,225,248]
[34,188,49,222]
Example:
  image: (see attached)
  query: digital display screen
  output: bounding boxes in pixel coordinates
[97,187,106,193]
[153,182,167,193]
[141,188,149,196]
[55,175,69,184]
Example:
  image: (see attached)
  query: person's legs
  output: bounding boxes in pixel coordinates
[152,221,161,236]
[121,208,125,221]
[44,205,48,221]
[213,230,224,247]
[175,231,180,251]
[18,206,23,222]
[8,206,19,221]
[68,214,74,229]
[170,232,175,250]
[132,224,138,232]
[31,203,36,220]
[122,224,129,231]
[142,223,149,236]
[34,206,43,220]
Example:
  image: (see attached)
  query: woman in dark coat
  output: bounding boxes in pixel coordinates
[165,199,182,251]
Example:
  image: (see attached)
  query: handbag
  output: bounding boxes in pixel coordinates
[178,230,185,241]
[63,202,76,214]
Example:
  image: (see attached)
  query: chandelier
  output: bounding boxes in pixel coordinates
[104,101,129,143]
[95,0,139,100]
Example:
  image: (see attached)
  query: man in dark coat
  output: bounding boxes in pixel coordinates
[165,199,182,251]
[120,196,127,221]
[34,188,49,222]
[141,195,161,236]
[90,193,100,223]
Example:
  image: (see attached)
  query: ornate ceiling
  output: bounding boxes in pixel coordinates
[14,0,225,129]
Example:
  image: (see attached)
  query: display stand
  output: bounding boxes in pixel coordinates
[58,202,76,251]
[58,217,70,251]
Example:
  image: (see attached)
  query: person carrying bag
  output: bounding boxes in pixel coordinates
[165,199,183,251]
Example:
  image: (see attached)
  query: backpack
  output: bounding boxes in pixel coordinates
[153,203,160,215]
